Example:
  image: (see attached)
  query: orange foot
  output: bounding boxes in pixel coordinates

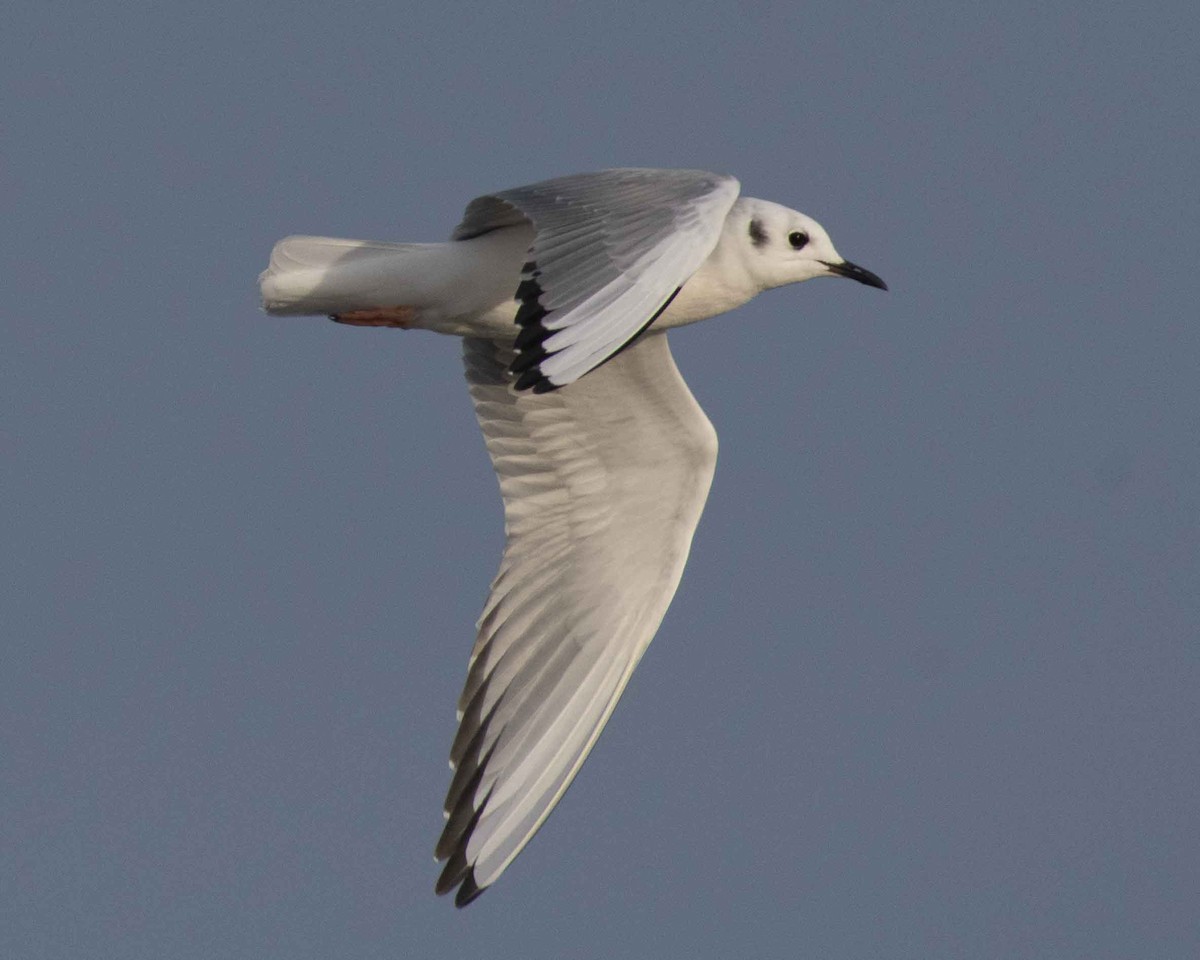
[330,306,416,328]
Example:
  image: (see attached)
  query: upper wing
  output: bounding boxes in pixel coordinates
[451,168,740,392]
[436,331,719,906]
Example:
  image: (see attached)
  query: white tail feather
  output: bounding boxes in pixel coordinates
[259,235,428,316]
[259,224,533,334]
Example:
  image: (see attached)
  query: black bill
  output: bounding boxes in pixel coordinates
[821,260,888,291]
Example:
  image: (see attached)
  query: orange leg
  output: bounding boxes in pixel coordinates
[330,306,417,328]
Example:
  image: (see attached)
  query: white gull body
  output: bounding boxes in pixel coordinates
[259,168,886,906]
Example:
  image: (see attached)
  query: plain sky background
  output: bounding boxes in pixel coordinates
[4,2,1198,957]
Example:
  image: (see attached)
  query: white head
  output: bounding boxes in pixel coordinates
[734,198,887,292]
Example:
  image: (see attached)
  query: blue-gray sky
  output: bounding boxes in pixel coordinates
[4,2,1198,957]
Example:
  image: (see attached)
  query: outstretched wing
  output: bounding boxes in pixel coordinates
[436,331,718,906]
[452,168,740,391]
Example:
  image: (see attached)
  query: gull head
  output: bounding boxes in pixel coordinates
[738,198,888,292]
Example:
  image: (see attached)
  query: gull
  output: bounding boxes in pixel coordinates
[259,168,887,906]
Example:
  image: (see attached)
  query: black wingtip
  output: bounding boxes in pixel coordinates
[454,870,486,908]
[436,852,487,908]
[514,263,549,329]
[509,339,550,375]
[508,256,568,391]
[513,367,559,392]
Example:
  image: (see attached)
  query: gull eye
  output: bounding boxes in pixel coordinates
[788,231,810,249]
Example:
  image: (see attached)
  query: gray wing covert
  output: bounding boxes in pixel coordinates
[451,168,740,392]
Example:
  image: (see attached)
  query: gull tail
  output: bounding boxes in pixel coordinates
[259,235,430,316]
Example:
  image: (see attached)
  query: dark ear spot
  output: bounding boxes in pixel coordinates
[748,218,768,247]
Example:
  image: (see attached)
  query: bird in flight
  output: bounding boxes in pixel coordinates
[259,168,887,906]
